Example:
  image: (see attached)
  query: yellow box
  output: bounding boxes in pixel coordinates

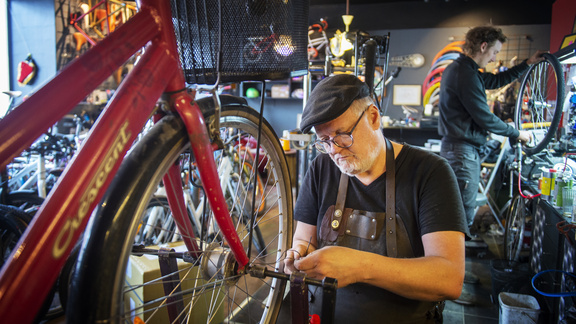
[271,84,290,98]
[125,242,224,323]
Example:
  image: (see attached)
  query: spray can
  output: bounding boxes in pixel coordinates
[541,169,557,201]
[555,171,567,207]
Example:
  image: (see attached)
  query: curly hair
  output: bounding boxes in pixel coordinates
[462,26,507,56]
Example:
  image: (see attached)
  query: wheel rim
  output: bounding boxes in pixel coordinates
[124,112,291,323]
[504,196,526,261]
[514,53,564,156]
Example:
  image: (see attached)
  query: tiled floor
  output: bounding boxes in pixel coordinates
[443,237,500,324]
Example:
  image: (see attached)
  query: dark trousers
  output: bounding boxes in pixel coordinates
[440,140,480,226]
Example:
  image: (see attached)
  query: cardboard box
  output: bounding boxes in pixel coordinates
[125,242,224,323]
[271,84,290,98]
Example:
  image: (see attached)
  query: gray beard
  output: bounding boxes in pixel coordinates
[333,145,381,177]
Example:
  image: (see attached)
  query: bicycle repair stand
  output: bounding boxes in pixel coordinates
[249,265,337,324]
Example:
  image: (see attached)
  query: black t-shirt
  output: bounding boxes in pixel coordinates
[295,144,468,254]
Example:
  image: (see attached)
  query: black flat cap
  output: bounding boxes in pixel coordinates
[299,74,370,133]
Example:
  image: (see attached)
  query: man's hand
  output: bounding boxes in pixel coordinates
[284,241,316,274]
[517,130,532,144]
[292,245,361,288]
[284,222,318,274]
[526,50,547,65]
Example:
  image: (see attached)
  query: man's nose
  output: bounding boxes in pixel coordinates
[328,142,343,154]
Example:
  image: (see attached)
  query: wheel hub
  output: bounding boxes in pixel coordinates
[200,243,240,285]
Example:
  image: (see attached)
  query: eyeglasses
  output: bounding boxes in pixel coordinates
[313,108,367,154]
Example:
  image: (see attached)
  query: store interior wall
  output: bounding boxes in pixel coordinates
[260,0,556,135]
[4,0,560,138]
[7,0,56,106]
[308,0,553,31]
[374,24,551,122]
[250,24,551,136]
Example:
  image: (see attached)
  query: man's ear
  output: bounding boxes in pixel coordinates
[480,42,488,53]
[368,105,381,130]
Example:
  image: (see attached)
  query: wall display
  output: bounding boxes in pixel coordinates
[392,85,421,106]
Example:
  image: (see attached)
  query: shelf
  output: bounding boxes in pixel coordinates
[555,42,576,64]
[240,78,311,100]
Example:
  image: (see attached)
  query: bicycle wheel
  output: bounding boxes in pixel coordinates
[243,43,262,63]
[504,195,528,262]
[0,204,61,322]
[233,146,267,214]
[187,147,268,254]
[0,205,29,267]
[4,191,44,216]
[514,53,565,156]
[69,100,293,324]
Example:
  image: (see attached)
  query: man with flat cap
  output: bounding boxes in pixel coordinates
[284,74,468,323]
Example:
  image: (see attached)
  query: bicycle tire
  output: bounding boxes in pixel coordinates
[57,242,81,318]
[243,43,262,63]
[0,205,29,266]
[4,191,44,218]
[504,195,527,262]
[68,100,293,324]
[514,53,565,156]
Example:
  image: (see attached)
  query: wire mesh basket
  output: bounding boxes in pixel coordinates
[170,0,310,85]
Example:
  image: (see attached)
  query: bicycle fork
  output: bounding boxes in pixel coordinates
[166,91,250,269]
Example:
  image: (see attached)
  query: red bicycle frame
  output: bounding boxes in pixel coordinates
[0,1,248,322]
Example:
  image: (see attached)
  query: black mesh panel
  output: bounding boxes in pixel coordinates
[170,0,310,85]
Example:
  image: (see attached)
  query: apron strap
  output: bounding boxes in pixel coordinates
[385,138,397,258]
[332,173,349,230]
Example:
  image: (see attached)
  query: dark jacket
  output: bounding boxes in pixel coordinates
[438,54,529,148]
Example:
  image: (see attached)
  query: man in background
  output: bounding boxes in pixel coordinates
[438,26,544,228]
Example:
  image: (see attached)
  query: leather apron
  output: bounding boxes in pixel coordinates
[310,138,443,323]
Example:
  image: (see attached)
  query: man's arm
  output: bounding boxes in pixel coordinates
[291,230,465,301]
[458,69,519,138]
[483,50,546,89]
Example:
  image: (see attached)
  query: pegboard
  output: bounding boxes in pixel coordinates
[449,34,534,71]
